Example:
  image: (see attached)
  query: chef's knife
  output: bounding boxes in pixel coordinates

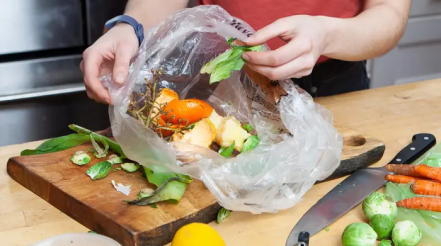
[286,133,436,246]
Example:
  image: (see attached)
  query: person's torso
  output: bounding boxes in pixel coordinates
[196,0,364,63]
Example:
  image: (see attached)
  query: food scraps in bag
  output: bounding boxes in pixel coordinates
[126,69,259,156]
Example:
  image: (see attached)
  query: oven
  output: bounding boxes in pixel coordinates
[0,0,128,146]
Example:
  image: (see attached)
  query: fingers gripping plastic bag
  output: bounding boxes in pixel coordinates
[101,5,343,214]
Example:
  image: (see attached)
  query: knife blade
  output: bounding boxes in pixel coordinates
[286,133,436,246]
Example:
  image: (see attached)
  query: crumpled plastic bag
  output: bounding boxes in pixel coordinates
[102,5,343,214]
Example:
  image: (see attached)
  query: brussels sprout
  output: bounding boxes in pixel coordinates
[392,220,422,246]
[341,223,377,246]
[379,240,392,246]
[362,192,397,220]
[70,151,91,165]
[370,214,395,240]
[121,163,140,173]
[107,154,123,164]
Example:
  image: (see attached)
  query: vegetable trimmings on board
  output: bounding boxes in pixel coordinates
[86,161,112,180]
[71,151,91,165]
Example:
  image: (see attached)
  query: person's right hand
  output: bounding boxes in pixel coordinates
[80,23,139,104]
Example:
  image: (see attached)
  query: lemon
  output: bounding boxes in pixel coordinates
[171,223,226,246]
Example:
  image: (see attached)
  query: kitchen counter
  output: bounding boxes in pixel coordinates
[1,79,441,246]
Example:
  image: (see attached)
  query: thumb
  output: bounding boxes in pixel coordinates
[244,19,290,46]
[113,43,136,84]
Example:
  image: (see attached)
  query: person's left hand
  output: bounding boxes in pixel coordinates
[242,15,329,80]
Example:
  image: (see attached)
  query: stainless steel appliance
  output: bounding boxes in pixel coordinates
[0,0,128,146]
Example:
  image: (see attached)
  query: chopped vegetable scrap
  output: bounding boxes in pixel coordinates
[107,154,123,164]
[111,180,131,196]
[121,163,140,173]
[71,150,91,165]
[217,207,230,224]
[86,161,112,180]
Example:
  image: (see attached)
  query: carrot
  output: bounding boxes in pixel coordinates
[411,180,441,196]
[386,164,424,178]
[396,197,441,212]
[385,174,424,184]
[414,164,441,183]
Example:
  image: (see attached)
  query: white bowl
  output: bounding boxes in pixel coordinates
[30,233,122,246]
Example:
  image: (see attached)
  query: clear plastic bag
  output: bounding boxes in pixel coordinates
[102,5,343,214]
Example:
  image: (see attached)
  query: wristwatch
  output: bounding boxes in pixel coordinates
[105,15,144,46]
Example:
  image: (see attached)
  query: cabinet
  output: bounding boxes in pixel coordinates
[368,0,441,88]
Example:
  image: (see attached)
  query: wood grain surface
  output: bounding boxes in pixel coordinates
[1,78,441,246]
[6,126,382,246]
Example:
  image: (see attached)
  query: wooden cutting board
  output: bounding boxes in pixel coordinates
[6,126,384,246]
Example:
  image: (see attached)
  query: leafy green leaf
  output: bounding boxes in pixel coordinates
[242,124,253,132]
[220,141,235,157]
[209,48,246,84]
[200,49,234,74]
[150,203,157,208]
[121,163,140,173]
[242,136,260,153]
[144,167,192,188]
[112,167,122,172]
[217,207,230,224]
[21,134,90,156]
[200,38,263,84]
[86,161,112,180]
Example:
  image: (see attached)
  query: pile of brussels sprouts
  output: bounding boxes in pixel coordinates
[341,192,422,246]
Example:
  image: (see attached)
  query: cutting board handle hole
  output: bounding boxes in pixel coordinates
[343,135,366,147]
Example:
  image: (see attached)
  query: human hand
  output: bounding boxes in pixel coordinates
[242,15,329,80]
[80,23,139,104]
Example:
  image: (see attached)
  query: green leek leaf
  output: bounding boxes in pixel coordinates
[21,134,90,156]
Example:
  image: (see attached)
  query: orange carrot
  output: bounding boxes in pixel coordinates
[397,197,441,212]
[411,180,441,196]
[385,174,424,184]
[386,164,425,178]
[414,165,441,183]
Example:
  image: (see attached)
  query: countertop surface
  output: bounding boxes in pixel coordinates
[1,79,441,246]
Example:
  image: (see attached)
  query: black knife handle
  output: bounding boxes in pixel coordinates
[297,231,310,246]
[388,133,436,164]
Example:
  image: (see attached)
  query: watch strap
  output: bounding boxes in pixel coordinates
[105,15,144,46]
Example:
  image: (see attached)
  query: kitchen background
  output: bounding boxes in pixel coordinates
[0,0,439,146]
